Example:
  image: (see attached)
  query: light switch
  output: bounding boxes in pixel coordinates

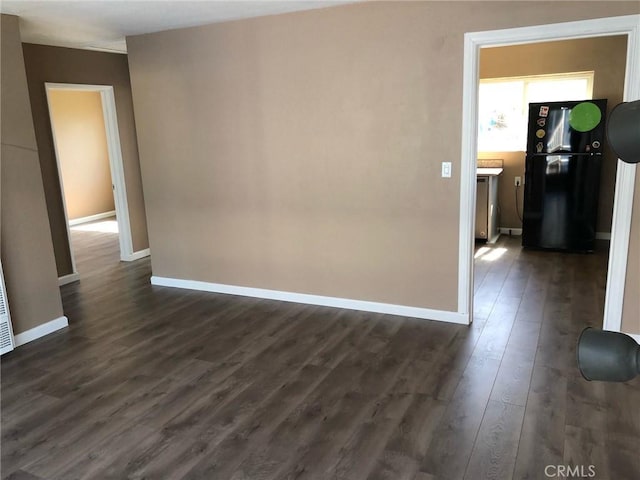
[442,162,452,178]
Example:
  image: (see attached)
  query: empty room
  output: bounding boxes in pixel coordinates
[1,2,639,480]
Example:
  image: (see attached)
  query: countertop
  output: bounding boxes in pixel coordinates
[477,167,503,176]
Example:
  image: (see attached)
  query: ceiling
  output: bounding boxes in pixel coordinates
[0,0,354,53]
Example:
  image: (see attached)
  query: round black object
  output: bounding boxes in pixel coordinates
[577,328,640,382]
[607,100,640,164]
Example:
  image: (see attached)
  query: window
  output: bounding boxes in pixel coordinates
[478,72,594,152]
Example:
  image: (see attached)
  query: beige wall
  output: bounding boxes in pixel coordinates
[48,90,115,221]
[1,15,64,335]
[477,151,526,232]
[479,36,628,232]
[127,1,639,313]
[622,168,640,335]
[22,44,148,275]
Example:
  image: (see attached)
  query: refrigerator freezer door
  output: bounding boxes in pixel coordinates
[527,100,607,155]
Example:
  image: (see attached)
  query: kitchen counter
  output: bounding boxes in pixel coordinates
[477,167,503,176]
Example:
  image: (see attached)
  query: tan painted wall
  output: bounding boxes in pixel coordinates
[127,1,639,312]
[1,15,64,335]
[479,35,628,232]
[22,44,148,275]
[48,90,115,221]
[477,151,526,232]
[621,168,640,335]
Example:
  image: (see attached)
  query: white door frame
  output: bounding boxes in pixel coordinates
[459,15,640,332]
[45,83,137,278]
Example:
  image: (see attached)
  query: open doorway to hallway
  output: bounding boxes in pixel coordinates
[46,83,138,282]
[47,87,121,278]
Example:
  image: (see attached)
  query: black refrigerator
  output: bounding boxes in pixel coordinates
[522,99,607,252]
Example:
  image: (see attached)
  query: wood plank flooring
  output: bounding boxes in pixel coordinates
[2,224,639,480]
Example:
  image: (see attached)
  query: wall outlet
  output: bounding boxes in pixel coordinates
[442,162,452,178]
[515,176,522,187]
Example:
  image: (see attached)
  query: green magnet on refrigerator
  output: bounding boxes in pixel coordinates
[569,102,602,132]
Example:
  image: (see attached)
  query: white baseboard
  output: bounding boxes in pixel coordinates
[122,248,150,262]
[69,210,116,226]
[497,228,610,241]
[150,276,469,325]
[487,232,501,244]
[14,316,69,347]
[499,227,522,236]
[58,272,80,286]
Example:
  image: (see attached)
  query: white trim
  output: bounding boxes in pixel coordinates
[461,15,640,333]
[595,232,612,241]
[458,31,479,322]
[101,86,136,259]
[83,46,127,55]
[627,333,640,344]
[151,276,469,325]
[14,316,69,347]
[69,210,116,226]
[497,228,609,239]
[497,228,608,239]
[58,273,80,286]
[122,248,150,262]
[603,22,640,333]
[45,83,136,266]
[499,228,523,236]
[603,162,637,331]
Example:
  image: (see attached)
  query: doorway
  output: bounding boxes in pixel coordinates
[458,15,640,334]
[473,37,626,329]
[46,83,135,281]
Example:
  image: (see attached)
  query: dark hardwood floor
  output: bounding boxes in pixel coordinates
[2,224,639,480]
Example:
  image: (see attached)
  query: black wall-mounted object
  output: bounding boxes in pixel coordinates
[607,99,640,164]
[578,328,640,382]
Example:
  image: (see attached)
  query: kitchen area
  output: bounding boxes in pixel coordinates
[475,35,628,253]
